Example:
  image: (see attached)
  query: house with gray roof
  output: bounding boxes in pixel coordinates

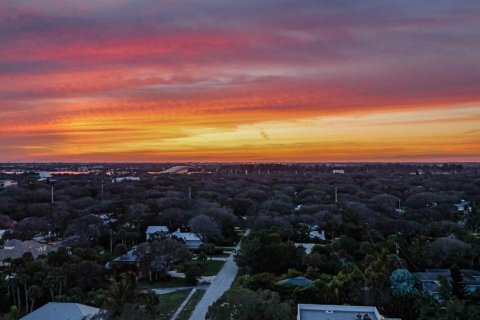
[0,239,62,264]
[21,302,104,320]
[278,276,314,287]
[414,268,480,301]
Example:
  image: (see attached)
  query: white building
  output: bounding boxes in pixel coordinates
[297,304,382,320]
[332,169,345,174]
[21,302,104,320]
[0,180,17,188]
[309,230,326,241]
[454,199,472,214]
[146,225,169,240]
[172,230,203,249]
[113,176,141,183]
[37,171,53,181]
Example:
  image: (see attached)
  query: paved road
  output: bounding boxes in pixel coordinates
[189,230,249,320]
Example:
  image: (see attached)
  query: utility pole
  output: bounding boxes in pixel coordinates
[51,185,54,204]
[334,187,338,204]
[110,228,113,253]
[188,186,192,205]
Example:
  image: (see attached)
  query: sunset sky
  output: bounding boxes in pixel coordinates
[1,0,479,162]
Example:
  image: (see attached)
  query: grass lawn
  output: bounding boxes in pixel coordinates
[209,251,231,258]
[157,289,191,320]
[138,277,190,289]
[216,246,235,251]
[177,289,206,320]
[203,259,225,276]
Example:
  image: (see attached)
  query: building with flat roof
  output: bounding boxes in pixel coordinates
[297,304,382,320]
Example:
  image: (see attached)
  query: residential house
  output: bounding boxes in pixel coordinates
[413,271,446,301]
[171,230,203,249]
[21,302,104,320]
[278,276,314,287]
[297,304,382,320]
[309,230,326,241]
[295,243,316,254]
[0,180,17,188]
[146,225,169,241]
[144,226,203,249]
[37,171,53,181]
[160,166,192,174]
[96,213,117,226]
[110,248,149,279]
[0,239,62,265]
[454,199,472,214]
[113,176,141,183]
[414,268,480,301]
[302,224,326,241]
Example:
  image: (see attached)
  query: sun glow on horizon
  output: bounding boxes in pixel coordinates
[1,1,479,162]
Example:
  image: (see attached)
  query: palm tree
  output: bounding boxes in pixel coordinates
[106,272,137,314]
[327,272,347,304]
[28,285,43,313]
[17,272,30,313]
[136,290,160,313]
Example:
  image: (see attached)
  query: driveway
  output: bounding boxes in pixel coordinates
[151,285,208,295]
[189,230,249,320]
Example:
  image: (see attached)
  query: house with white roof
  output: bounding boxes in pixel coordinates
[21,302,104,320]
[0,180,17,188]
[37,171,53,182]
[146,225,169,240]
[309,230,326,241]
[113,176,140,183]
[144,226,202,249]
[454,199,472,214]
[172,230,202,249]
[297,304,382,320]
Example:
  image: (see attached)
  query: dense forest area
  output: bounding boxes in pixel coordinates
[0,163,479,319]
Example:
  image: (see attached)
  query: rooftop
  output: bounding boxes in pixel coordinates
[146,226,169,234]
[0,239,61,263]
[21,302,103,320]
[297,304,382,320]
[172,231,201,242]
[278,276,314,287]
